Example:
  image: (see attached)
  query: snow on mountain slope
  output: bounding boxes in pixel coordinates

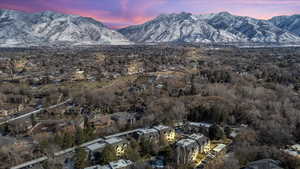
[0,9,131,46]
[1,9,300,46]
[119,12,300,43]
[119,12,244,43]
[270,14,300,36]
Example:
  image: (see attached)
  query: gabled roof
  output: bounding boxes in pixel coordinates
[109,159,133,169]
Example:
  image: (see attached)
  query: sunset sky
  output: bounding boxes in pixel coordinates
[0,0,299,28]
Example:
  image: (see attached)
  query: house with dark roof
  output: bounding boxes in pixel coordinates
[244,159,283,169]
[110,112,136,127]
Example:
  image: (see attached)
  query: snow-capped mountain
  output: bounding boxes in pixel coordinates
[118,12,242,43]
[0,9,131,47]
[270,14,300,36]
[1,9,300,46]
[119,12,300,43]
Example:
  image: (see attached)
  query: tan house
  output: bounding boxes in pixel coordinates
[89,114,113,129]
[0,109,8,117]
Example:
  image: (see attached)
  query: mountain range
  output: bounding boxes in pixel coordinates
[119,12,300,43]
[0,9,131,47]
[1,9,300,46]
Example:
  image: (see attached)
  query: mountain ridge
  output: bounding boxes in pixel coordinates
[0,9,131,47]
[119,11,300,43]
[1,9,300,46]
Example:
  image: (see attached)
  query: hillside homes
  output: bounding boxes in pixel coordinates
[9,122,218,169]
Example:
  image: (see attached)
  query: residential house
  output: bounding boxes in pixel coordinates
[175,138,200,165]
[108,159,133,169]
[284,144,300,158]
[8,117,33,134]
[135,128,160,143]
[86,141,107,154]
[153,125,176,142]
[110,112,136,127]
[0,109,8,117]
[0,136,32,150]
[188,134,210,153]
[0,136,17,147]
[105,137,128,157]
[71,69,86,81]
[186,122,213,136]
[175,133,211,165]
[89,114,113,129]
[291,144,300,152]
[212,144,226,155]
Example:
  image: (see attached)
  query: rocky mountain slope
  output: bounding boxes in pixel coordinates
[119,12,300,43]
[0,9,131,46]
[270,14,300,36]
[1,9,300,46]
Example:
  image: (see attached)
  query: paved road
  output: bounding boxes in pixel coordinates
[0,99,72,126]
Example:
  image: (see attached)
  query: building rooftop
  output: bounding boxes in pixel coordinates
[176,138,196,147]
[137,128,158,135]
[283,149,300,157]
[104,128,141,139]
[189,122,213,128]
[0,136,17,147]
[86,142,107,152]
[109,159,133,169]
[80,138,105,147]
[291,144,300,152]
[213,144,226,153]
[85,159,133,169]
[246,159,283,169]
[188,133,206,140]
[229,131,238,138]
[105,137,123,145]
[84,165,110,169]
[153,125,170,131]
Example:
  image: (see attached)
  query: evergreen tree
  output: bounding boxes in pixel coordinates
[124,146,141,162]
[75,128,85,145]
[63,132,74,148]
[209,124,225,140]
[99,145,117,164]
[74,148,88,169]
[31,114,37,126]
